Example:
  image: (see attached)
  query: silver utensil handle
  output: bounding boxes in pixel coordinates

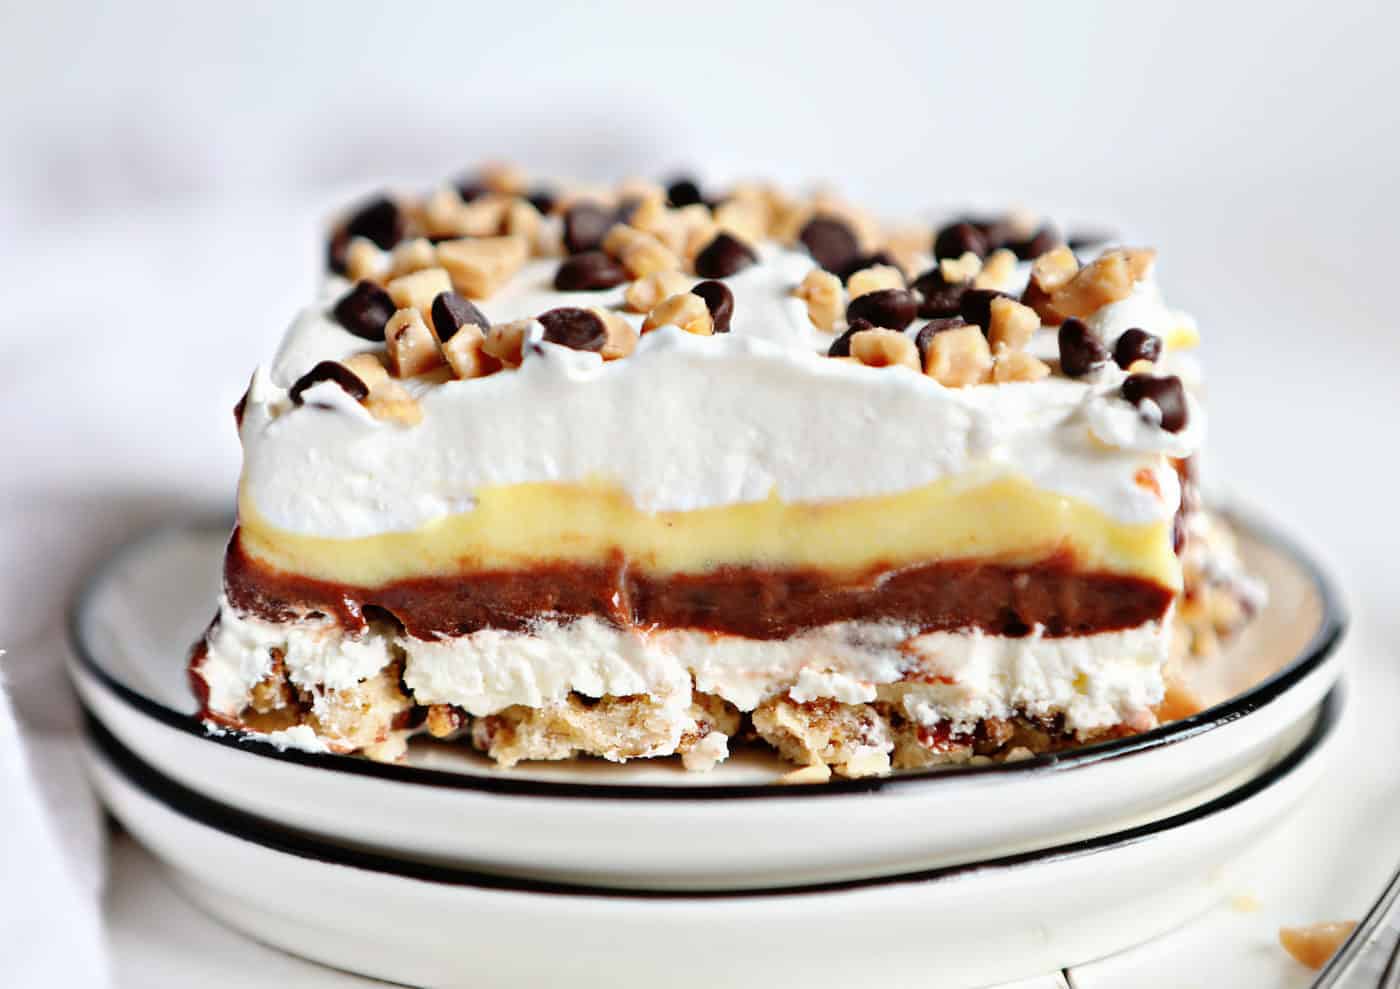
[1312,863,1400,987]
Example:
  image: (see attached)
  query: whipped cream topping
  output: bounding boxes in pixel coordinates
[238,246,1198,539]
[201,602,1167,736]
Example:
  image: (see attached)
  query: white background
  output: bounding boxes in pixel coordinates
[1,1,1397,986]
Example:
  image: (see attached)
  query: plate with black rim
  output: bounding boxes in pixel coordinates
[85,685,1344,988]
[69,509,1345,889]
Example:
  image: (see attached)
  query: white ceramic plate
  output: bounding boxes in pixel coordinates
[85,687,1343,989]
[70,512,1346,889]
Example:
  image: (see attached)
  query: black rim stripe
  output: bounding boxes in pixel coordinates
[67,508,1347,801]
[87,686,1343,899]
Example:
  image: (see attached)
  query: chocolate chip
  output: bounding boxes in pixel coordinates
[911,266,969,318]
[553,251,628,292]
[454,178,485,202]
[1113,328,1163,369]
[914,317,969,364]
[666,176,704,208]
[693,232,758,278]
[957,288,1012,332]
[1058,318,1110,377]
[344,195,404,251]
[290,361,369,406]
[526,187,556,215]
[799,216,862,274]
[691,280,734,333]
[327,229,350,274]
[846,288,917,331]
[838,251,903,284]
[332,281,396,341]
[538,307,606,352]
[614,196,643,225]
[933,221,989,260]
[1010,226,1062,261]
[827,318,875,357]
[1121,374,1189,432]
[563,203,614,254]
[431,292,489,343]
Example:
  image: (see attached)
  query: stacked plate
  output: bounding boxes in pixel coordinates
[71,512,1346,988]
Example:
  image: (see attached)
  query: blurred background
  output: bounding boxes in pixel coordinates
[0,2,1395,984]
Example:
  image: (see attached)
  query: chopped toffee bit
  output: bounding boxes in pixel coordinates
[846,264,905,299]
[911,265,969,319]
[430,291,489,343]
[846,288,917,331]
[849,328,920,371]
[794,268,845,332]
[1047,248,1156,321]
[386,267,452,317]
[924,324,993,387]
[827,318,875,357]
[483,319,537,367]
[441,323,496,380]
[435,235,529,298]
[665,176,705,208]
[332,281,397,341]
[538,307,607,352]
[972,248,1018,292]
[1113,328,1163,368]
[621,235,681,279]
[385,308,444,377]
[625,270,691,313]
[957,288,1012,333]
[992,350,1051,383]
[344,237,386,282]
[344,195,404,251]
[693,232,758,278]
[1057,318,1109,377]
[914,317,969,364]
[596,308,639,359]
[563,202,615,254]
[553,250,629,291]
[387,238,437,280]
[691,280,734,333]
[933,221,989,260]
[1121,374,1189,432]
[643,293,713,336]
[798,216,862,274]
[289,361,369,406]
[987,297,1041,353]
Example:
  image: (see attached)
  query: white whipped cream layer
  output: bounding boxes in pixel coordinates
[202,600,1167,736]
[238,248,1198,538]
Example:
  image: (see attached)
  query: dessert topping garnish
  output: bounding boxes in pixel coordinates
[553,250,629,291]
[625,270,690,314]
[643,293,714,336]
[1121,374,1188,432]
[385,308,444,377]
[1113,328,1163,369]
[827,318,874,357]
[794,269,845,332]
[798,216,861,274]
[1058,318,1109,377]
[846,287,917,331]
[692,232,758,278]
[563,202,615,254]
[691,280,734,334]
[290,361,370,406]
[344,195,404,251]
[923,324,993,387]
[538,307,608,351]
[332,281,397,341]
[958,288,1013,333]
[846,264,905,299]
[933,220,989,260]
[849,328,920,371]
[665,176,704,208]
[430,291,489,343]
[911,264,970,319]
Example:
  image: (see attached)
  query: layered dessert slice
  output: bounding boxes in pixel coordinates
[190,166,1259,777]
